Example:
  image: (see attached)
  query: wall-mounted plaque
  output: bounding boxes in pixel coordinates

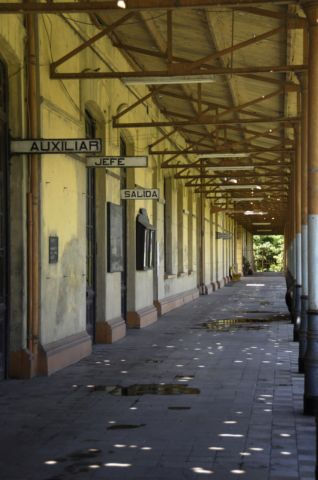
[49,236,59,264]
[107,202,124,273]
[121,189,160,200]
[216,232,233,240]
[87,156,147,168]
[11,138,102,154]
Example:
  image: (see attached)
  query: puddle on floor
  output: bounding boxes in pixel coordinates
[90,384,200,395]
[198,318,272,332]
[107,424,145,430]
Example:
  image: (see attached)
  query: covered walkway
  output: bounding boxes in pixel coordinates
[0,275,315,480]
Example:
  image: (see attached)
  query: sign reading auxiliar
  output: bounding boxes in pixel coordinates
[121,189,160,200]
[87,156,147,168]
[11,138,102,154]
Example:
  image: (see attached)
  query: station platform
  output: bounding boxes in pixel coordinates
[0,274,315,480]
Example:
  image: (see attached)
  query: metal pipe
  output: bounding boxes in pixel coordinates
[303,2,318,416]
[299,38,309,373]
[26,4,40,375]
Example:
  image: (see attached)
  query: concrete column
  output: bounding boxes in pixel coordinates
[289,165,296,317]
[303,1,318,415]
[299,66,309,373]
[293,125,302,341]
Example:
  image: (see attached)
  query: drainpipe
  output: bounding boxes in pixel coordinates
[299,42,309,372]
[303,1,318,415]
[287,166,296,317]
[26,5,40,376]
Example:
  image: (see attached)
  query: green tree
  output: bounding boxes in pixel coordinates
[253,235,284,272]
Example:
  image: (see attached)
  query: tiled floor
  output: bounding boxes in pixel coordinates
[0,274,315,480]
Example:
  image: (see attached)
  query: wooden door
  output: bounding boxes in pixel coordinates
[0,59,9,379]
[85,111,96,340]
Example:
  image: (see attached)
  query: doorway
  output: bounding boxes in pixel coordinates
[120,136,127,320]
[85,110,97,340]
[0,59,9,380]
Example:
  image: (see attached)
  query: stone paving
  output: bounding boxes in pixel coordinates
[0,274,315,480]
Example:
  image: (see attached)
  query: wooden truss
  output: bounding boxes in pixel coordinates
[0,1,301,14]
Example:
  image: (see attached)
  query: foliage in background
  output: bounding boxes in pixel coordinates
[253,235,284,272]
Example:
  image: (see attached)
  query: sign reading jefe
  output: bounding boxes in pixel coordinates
[11,138,102,154]
[87,156,147,168]
[121,189,160,200]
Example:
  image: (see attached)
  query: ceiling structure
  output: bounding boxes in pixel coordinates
[3,0,306,235]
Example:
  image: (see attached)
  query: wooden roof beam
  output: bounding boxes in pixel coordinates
[0,1,298,14]
[114,115,299,128]
[235,7,306,27]
[51,64,307,80]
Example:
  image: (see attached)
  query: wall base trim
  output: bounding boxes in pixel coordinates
[203,284,214,295]
[127,305,158,328]
[154,287,200,316]
[211,282,218,291]
[217,278,225,289]
[38,331,92,376]
[96,317,126,344]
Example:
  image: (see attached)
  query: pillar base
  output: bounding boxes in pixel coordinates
[154,288,199,316]
[38,331,92,376]
[293,325,300,342]
[127,304,157,329]
[95,317,126,344]
[298,295,308,374]
[303,394,318,416]
[211,282,218,291]
[204,283,214,295]
[299,357,305,374]
[292,285,302,340]
[217,279,225,289]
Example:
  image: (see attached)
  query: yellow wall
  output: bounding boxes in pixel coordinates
[3,11,252,359]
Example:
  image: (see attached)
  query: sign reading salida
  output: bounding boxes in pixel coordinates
[11,138,102,154]
[121,189,160,200]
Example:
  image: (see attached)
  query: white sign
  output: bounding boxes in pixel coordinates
[86,156,147,168]
[11,138,102,154]
[121,189,160,200]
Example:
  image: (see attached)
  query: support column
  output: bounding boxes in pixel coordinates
[199,192,206,294]
[293,124,302,341]
[299,64,309,373]
[286,166,296,317]
[303,1,318,415]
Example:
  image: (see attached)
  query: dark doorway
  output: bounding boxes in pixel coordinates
[120,136,127,320]
[0,59,9,380]
[85,110,97,341]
